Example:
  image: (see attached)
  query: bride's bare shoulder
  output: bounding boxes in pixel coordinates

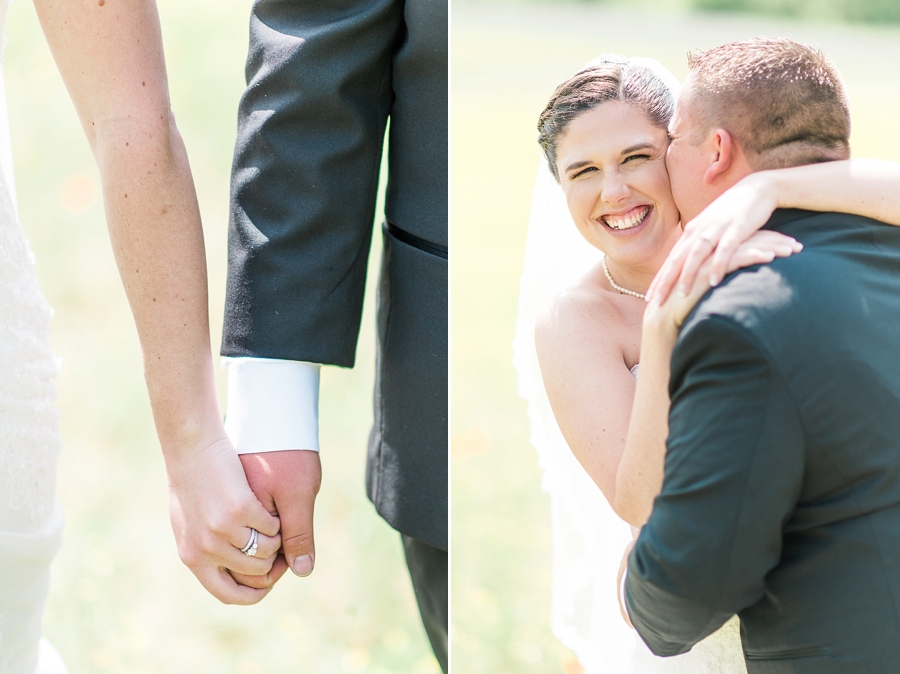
[534,262,628,360]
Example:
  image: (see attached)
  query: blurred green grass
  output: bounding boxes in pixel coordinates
[451,2,900,672]
[6,1,437,673]
[472,0,900,24]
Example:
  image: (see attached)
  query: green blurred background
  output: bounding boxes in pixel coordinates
[451,1,900,672]
[6,1,438,673]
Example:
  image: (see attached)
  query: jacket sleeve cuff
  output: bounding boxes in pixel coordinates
[222,357,320,454]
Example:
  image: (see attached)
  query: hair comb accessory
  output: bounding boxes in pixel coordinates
[587,53,630,68]
[583,54,682,98]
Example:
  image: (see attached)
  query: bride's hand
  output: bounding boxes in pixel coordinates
[646,172,802,304]
[644,230,802,333]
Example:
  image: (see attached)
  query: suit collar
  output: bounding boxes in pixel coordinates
[763,208,818,231]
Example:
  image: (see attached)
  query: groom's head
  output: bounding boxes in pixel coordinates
[667,38,851,223]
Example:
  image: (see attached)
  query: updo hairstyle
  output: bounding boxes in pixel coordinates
[537,61,676,181]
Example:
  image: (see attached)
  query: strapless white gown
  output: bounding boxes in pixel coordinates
[0,2,68,672]
[513,161,746,673]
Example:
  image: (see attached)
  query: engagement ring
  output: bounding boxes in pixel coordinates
[240,528,259,557]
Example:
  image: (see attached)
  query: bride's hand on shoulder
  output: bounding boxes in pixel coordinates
[645,229,801,333]
[647,172,802,304]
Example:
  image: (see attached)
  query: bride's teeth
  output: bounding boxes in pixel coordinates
[605,207,648,230]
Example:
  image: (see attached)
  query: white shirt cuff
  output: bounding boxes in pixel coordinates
[223,357,320,454]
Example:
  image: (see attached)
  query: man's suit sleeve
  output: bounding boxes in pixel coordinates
[222,0,402,365]
[625,314,805,656]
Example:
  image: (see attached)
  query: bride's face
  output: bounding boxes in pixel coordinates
[555,101,682,269]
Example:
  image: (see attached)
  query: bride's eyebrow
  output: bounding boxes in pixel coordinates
[564,160,593,174]
[620,142,657,155]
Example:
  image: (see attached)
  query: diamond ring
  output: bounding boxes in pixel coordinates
[240,528,259,557]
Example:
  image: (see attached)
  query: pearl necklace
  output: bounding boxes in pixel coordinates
[602,256,646,300]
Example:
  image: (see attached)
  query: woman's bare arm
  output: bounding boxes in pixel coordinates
[770,159,900,223]
[33,0,284,603]
[613,313,675,527]
[535,279,639,509]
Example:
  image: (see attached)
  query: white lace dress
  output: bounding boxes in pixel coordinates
[0,2,68,672]
[512,161,746,673]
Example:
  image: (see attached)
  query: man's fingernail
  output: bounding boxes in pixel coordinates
[677,286,687,297]
[292,554,314,577]
[709,274,720,287]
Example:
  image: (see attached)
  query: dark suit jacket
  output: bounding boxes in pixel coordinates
[221,0,447,550]
[626,210,900,672]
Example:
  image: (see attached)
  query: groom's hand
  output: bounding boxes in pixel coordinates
[237,450,322,581]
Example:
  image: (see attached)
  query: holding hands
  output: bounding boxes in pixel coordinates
[167,443,321,603]
[165,437,286,604]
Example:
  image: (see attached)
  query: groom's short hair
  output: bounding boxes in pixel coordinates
[685,38,850,170]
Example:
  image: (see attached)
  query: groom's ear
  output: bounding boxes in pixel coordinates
[702,128,734,186]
